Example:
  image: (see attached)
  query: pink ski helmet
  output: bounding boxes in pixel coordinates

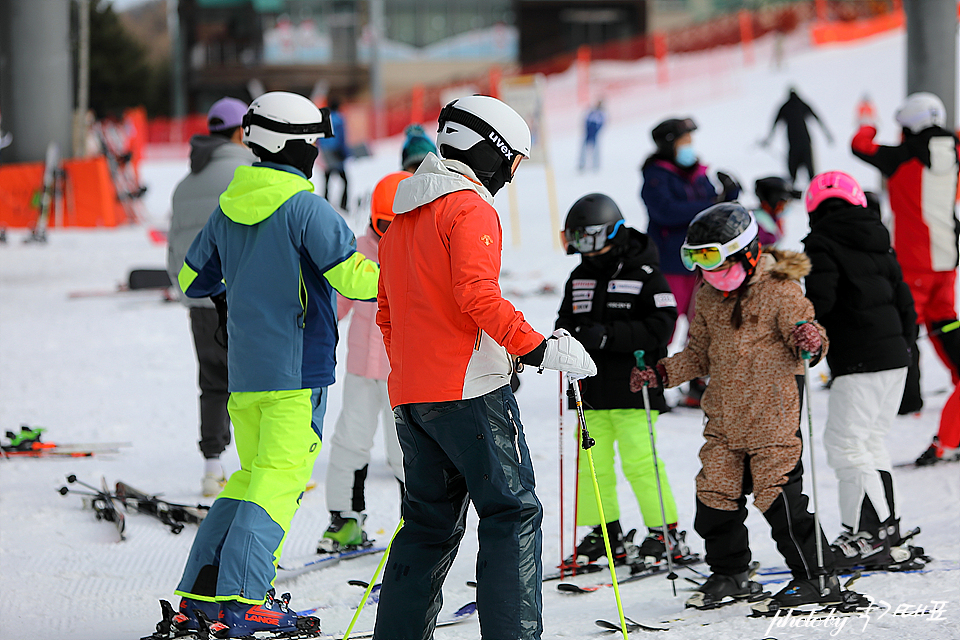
[805,171,867,213]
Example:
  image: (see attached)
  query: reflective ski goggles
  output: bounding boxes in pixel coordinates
[510,153,524,177]
[680,218,758,271]
[564,220,624,254]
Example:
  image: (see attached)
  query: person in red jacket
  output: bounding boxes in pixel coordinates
[852,92,960,466]
[373,95,596,640]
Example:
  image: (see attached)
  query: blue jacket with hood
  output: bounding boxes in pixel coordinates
[178,162,379,393]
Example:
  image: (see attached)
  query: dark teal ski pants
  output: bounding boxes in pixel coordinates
[373,385,543,640]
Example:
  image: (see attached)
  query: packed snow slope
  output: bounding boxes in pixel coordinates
[2,28,958,640]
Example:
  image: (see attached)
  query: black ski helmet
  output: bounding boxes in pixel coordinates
[651,117,697,156]
[683,202,760,272]
[754,176,801,209]
[563,193,625,255]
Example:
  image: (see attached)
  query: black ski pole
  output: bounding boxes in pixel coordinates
[633,351,678,595]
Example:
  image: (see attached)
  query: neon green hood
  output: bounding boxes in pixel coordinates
[219,165,315,225]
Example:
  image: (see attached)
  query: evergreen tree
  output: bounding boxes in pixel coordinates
[84,0,153,117]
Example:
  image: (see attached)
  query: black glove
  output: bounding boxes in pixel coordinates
[211,291,228,349]
[574,322,607,350]
[716,171,742,202]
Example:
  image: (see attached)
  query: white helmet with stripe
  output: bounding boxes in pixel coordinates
[242,91,333,154]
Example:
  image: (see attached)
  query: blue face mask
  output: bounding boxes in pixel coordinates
[675,144,697,167]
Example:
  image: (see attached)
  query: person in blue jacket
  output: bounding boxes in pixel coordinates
[579,100,606,171]
[640,117,740,407]
[319,96,351,211]
[159,91,380,639]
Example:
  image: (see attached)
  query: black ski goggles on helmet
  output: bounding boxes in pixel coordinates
[563,220,624,255]
[242,109,334,139]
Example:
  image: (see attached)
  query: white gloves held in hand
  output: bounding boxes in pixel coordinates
[540,329,597,380]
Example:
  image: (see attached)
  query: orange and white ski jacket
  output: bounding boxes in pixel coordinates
[376,153,545,407]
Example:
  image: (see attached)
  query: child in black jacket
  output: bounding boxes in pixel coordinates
[802,171,921,569]
[556,193,687,567]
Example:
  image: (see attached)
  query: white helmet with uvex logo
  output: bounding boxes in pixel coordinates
[437,95,531,195]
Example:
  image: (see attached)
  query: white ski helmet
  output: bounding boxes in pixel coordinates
[895,92,946,134]
[436,95,531,192]
[242,91,333,154]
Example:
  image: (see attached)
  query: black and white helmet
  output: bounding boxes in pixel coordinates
[437,95,531,194]
[242,91,333,154]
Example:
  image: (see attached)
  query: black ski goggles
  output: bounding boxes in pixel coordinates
[242,109,334,139]
[563,220,623,255]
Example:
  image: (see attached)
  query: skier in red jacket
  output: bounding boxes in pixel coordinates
[852,92,960,465]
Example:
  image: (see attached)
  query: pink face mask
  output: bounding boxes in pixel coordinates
[702,262,747,292]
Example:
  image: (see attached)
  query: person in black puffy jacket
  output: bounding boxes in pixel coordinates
[802,171,919,569]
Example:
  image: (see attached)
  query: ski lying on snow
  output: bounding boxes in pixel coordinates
[277,544,388,579]
[894,456,959,468]
[596,617,663,633]
[317,602,477,639]
[558,556,704,593]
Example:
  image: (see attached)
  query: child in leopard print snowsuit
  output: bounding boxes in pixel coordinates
[632,203,841,609]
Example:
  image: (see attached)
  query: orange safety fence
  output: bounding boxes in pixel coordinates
[0,156,129,229]
[811,10,905,45]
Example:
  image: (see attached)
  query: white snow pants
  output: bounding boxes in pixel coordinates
[823,367,907,531]
[325,372,404,514]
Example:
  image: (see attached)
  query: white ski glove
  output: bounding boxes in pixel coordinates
[539,329,597,380]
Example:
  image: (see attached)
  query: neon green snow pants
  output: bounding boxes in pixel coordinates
[176,387,324,604]
[576,408,678,528]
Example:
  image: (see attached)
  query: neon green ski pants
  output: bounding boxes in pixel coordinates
[576,408,678,529]
[176,387,324,604]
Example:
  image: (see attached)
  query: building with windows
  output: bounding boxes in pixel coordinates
[178,0,516,112]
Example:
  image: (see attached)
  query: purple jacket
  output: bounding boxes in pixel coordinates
[641,159,720,274]
[337,226,390,381]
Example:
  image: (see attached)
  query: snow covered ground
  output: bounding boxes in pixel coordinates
[2,27,958,640]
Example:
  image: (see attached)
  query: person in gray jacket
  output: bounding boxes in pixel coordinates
[167,97,256,496]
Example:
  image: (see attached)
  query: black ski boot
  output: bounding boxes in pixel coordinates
[568,520,626,565]
[770,574,842,608]
[831,526,891,569]
[637,525,691,564]
[685,570,765,609]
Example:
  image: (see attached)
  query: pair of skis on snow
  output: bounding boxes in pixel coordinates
[1,425,130,458]
[59,475,209,539]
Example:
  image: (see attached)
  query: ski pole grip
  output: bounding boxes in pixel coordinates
[634,350,646,369]
[795,321,812,361]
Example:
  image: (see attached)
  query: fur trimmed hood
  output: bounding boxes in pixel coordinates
[757,248,811,282]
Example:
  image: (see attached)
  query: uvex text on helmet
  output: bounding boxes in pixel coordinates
[436,95,531,194]
[563,193,624,255]
[242,91,334,154]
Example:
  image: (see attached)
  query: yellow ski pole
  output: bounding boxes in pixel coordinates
[568,375,629,640]
[341,517,404,640]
